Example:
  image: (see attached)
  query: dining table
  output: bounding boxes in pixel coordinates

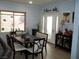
[13,34,43,47]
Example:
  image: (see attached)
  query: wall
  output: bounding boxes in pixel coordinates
[71,0,79,59]
[26,5,42,34]
[41,0,75,32]
[0,1,42,42]
[0,1,26,11]
[43,0,75,12]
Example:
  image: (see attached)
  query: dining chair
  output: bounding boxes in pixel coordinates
[6,35,20,49]
[0,37,12,59]
[6,35,27,59]
[36,32,48,53]
[6,35,12,49]
[25,38,44,59]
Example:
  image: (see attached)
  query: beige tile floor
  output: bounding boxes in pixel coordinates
[15,43,71,59]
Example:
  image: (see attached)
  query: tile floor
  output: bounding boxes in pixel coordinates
[15,43,71,59]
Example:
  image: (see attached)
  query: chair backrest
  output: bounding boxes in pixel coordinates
[0,37,9,51]
[36,32,48,44]
[6,35,12,49]
[33,38,44,53]
[10,36,16,51]
[6,35,15,51]
[0,37,12,59]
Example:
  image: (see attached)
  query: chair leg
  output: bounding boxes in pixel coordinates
[41,52,43,59]
[24,51,28,59]
[20,51,23,55]
[13,52,15,59]
[32,54,34,59]
[35,54,38,57]
[25,54,28,59]
[45,45,47,53]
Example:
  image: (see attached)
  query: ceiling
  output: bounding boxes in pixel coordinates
[2,0,69,5]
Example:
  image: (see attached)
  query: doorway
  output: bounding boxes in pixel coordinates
[42,12,59,44]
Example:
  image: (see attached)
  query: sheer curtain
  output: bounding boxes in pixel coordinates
[40,12,60,43]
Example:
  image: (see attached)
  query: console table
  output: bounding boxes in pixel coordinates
[55,34,72,50]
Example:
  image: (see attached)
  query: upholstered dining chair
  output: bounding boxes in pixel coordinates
[36,32,48,53]
[6,35,27,59]
[25,38,44,59]
[0,37,12,59]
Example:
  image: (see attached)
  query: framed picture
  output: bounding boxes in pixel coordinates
[63,12,70,23]
[62,12,74,23]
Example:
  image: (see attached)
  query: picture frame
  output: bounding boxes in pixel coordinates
[63,12,70,23]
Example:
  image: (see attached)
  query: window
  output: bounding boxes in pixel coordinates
[0,11,26,32]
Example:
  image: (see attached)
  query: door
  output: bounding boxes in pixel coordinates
[46,16,53,43]
[42,12,59,44]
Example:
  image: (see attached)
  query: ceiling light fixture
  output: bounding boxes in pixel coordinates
[29,1,32,4]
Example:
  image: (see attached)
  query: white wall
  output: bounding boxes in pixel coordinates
[41,0,75,32]
[0,1,26,11]
[43,0,75,12]
[0,1,42,34]
[71,0,79,59]
[26,5,42,34]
